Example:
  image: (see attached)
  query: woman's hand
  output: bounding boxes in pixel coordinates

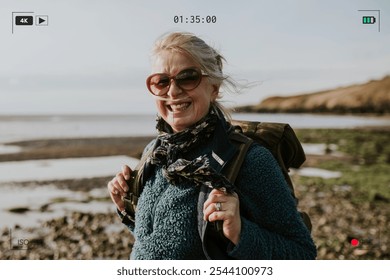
[107,165,133,212]
[203,188,241,245]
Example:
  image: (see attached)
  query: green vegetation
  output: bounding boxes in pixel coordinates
[296,128,390,164]
[295,128,390,202]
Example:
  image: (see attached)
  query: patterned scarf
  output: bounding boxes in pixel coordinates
[149,107,235,193]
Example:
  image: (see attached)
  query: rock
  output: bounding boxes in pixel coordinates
[8,207,30,213]
[373,193,389,202]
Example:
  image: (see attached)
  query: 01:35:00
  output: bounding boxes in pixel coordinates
[173,15,217,23]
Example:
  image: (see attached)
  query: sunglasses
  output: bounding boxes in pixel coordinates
[146,68,208,96]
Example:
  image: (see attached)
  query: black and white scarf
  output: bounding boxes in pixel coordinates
[149,107,235,193]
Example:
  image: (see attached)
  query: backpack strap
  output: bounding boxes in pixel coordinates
[122,143,155,223]
[223,130,254,183]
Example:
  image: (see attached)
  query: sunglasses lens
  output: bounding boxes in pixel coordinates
[175,69,201,90]
[148,74,170,95]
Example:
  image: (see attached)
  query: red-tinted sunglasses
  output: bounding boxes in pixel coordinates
[146,68,208,96]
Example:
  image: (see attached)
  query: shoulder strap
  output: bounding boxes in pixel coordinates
[122,143,155,222]
[224,130,253,183]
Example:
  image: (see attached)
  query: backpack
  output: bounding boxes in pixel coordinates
[227,120,311,231]
[122,120,312,231]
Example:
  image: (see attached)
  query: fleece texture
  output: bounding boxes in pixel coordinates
[124,140,317,260]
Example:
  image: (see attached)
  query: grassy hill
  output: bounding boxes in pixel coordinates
[237,75,390,114]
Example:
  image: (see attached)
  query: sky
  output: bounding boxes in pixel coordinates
[1,0,389,115]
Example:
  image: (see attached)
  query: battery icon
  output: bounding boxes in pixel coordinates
[362,16,376,24]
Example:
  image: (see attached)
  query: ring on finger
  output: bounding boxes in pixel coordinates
[215,202,222,211]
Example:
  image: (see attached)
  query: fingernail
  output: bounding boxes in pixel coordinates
[125,175,130,180]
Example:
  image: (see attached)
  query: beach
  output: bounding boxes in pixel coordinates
[0,136,154,260]
[0,123,389,260]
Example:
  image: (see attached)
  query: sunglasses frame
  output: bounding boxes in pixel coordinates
[146,67,208,96]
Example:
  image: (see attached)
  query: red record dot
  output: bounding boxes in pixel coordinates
[351,239,359,246]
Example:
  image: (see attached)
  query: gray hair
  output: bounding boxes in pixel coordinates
[151,32,241,118]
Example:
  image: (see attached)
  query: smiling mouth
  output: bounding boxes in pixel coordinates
[167,102,191,112]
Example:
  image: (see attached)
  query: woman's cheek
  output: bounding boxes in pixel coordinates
[155,101,167,118]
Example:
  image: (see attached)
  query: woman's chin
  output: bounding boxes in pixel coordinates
[170,119,191,132]
[167,114,195,132]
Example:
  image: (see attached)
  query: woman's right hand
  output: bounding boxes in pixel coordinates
[107,165,133,212]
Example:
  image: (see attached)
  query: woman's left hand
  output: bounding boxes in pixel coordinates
[203,188,241,245]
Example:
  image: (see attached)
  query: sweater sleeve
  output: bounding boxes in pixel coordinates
[228,144,317,260]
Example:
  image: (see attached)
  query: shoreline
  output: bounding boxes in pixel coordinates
[2,126,389,162]
[0,136,154,162]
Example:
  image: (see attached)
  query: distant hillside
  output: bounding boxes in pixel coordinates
[236,76,390,114]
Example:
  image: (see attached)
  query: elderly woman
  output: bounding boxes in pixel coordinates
[107,32,317,260]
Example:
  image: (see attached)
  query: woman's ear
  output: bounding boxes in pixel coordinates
[211,84,220,101]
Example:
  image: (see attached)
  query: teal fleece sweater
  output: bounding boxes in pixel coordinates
[124,141,317,260]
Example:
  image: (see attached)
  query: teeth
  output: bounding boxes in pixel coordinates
[169,103,190,112]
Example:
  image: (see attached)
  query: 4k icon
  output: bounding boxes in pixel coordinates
[15,16,33,25]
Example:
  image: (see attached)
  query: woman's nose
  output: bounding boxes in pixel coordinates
[167,79,183,97]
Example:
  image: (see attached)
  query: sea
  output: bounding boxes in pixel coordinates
[0,113,389,143]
